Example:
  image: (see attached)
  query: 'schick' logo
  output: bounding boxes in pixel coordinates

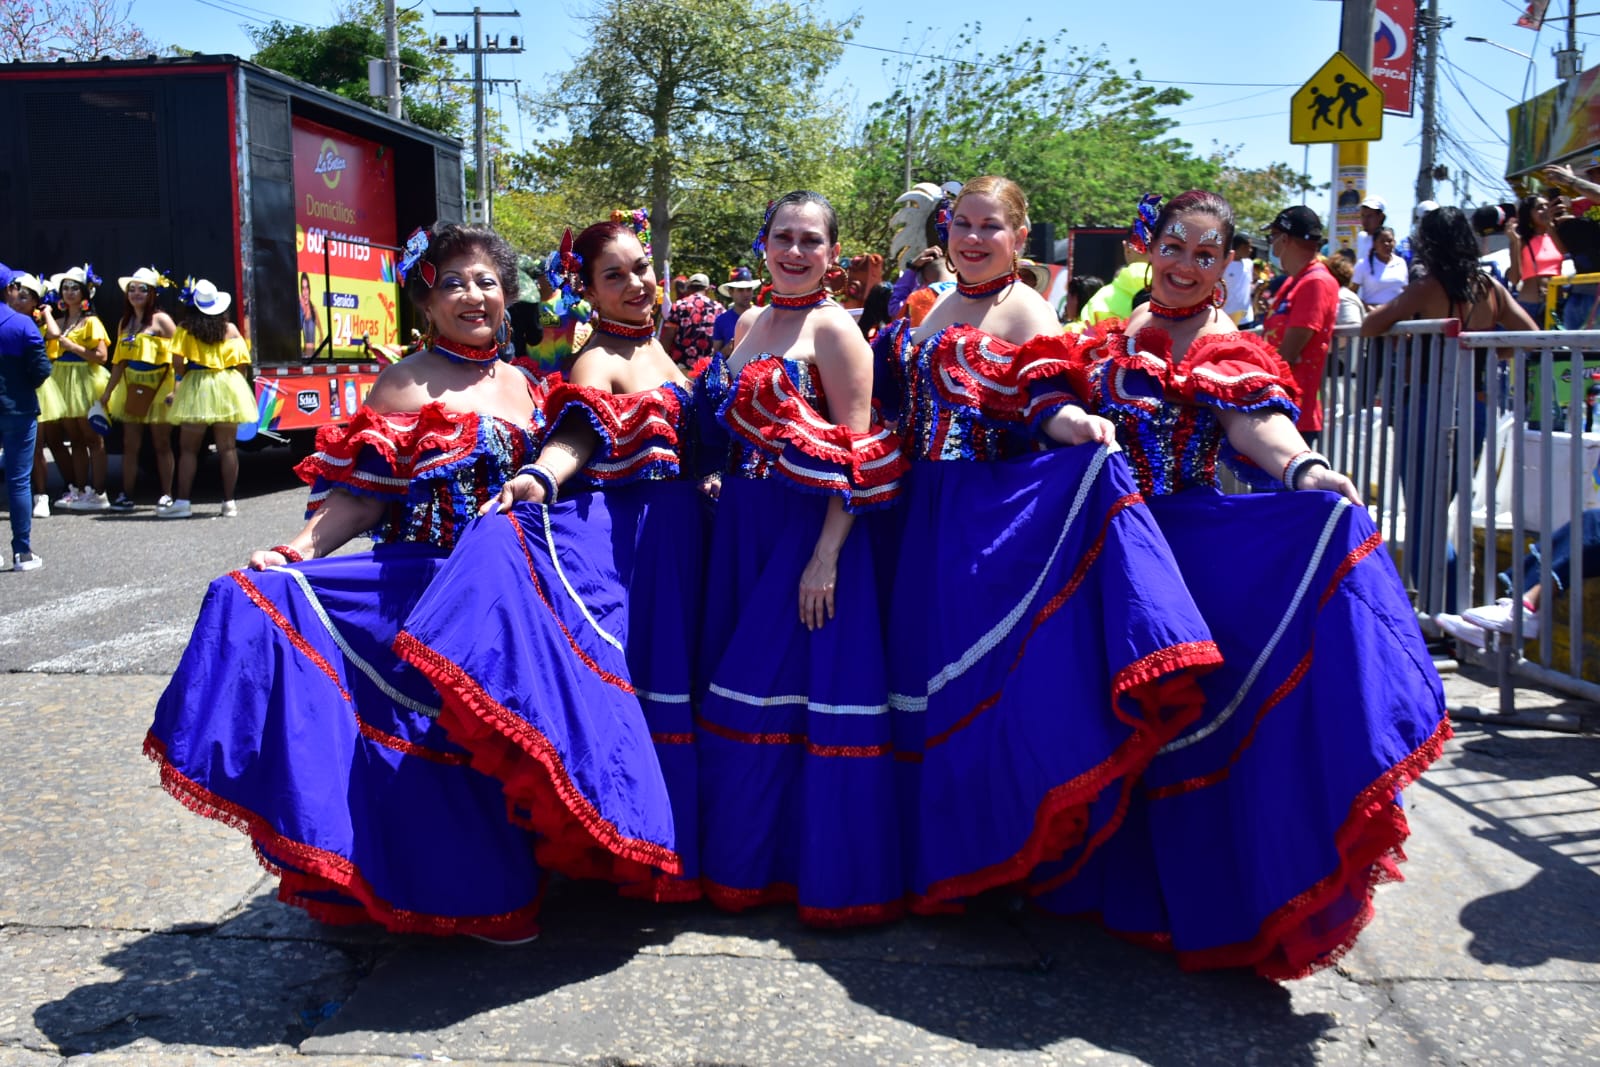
[314,139,348,190]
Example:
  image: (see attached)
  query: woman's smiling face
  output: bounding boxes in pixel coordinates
[1149,210,1227,308]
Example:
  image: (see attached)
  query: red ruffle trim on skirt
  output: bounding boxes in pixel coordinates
[143,732,544,940]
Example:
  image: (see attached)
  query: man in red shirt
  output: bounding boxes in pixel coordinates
[1263,206,1339,448]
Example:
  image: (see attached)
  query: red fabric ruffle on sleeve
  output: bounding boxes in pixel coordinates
[1177,331,1302,414]
[542,381,685,484]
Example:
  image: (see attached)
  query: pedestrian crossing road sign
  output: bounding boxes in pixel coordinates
[1291,52,1383,144]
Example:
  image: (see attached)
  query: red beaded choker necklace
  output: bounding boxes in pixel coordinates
[1146,298,1212,321]
[596,316,655,340]
[431,337,501,364]
[768,287,829,310]
[957,272,1018,299]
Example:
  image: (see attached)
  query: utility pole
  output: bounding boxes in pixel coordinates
[383,0,401,119]
[1556,0,1584,80]
[1415,0,1446,205]
[434,8,522,226]
[904,103,913,193]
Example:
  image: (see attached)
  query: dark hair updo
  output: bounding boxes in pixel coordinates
[1153,190,1237,250]
[403,222,520,309]
[758,190,839,248]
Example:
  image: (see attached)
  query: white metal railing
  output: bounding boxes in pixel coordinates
[1308,321,1599,714]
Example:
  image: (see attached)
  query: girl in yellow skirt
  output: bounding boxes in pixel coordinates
[39,266,111,511]
[7,273,63,518]
[161,279,254,519]
[100,266,177,512]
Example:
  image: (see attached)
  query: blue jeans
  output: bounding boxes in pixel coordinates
[0,414,37,558]
[1503,508,1600,598]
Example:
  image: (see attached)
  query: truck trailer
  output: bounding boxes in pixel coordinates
[0,53,465,450]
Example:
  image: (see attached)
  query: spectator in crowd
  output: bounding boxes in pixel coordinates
[1508,193,1567,325]
[1061,273,1103,325]
[1356,194,1388,263]
[713,267,759,355]
[659,271,723,369]
[889,245,956,326]
[856,281,893,341]
[1437,508,1600,644]
[0,263,52,571]
[1221,234,1253,323]
[1471,203,1515,289]
[1262,205,1340,448]
[1076,240,1152,325]
[1396,199,1438,264]
[1326,251,1366,328]
[530,262,591,373]
[7,272,59,518]
[1353,226,1409,307]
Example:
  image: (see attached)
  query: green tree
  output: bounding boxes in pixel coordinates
[247,0,466,137]
[539,0,856,279]
[842,25,1308,264]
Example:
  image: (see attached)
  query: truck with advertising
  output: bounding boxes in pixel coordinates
[0,54,464,452]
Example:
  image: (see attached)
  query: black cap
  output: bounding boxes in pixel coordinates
[1269,205,1324,242]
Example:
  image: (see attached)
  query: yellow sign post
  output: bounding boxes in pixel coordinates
[1291,52,1383,144]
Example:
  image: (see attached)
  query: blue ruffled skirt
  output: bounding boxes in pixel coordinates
[889,444,1220,909]
[145,544,545,938]
[394,496,680,887]
[696,477,902,925]
[1033,489,1450,979]
[605,479,710,898]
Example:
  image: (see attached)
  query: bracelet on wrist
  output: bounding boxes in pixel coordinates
[268,544,304,563]
[515,463,560,505]
[1282,450,1331,491]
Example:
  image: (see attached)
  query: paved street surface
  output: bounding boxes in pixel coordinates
[2,445,1598,1065]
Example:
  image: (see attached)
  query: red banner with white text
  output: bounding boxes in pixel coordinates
[292,116,400,359]
[1375,0,1417,117]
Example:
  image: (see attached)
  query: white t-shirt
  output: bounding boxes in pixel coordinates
[1222,257,1253,316]
[1353,253,1409,305]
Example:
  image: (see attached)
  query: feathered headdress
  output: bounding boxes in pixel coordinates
[397,227,434,286]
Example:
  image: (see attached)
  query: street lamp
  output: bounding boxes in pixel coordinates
[1464,36,1534,60]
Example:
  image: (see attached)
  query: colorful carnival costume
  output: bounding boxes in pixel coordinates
[393,382,696,895]
[146,401,633,938]
[694,352,908,925]
[168,332,256,425]
[874,320,1221,911]
[44,314,110,420]
[107,330,174,424]
[1020,322,1450,980]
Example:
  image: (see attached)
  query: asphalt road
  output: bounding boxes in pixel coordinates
[0,445,331,674]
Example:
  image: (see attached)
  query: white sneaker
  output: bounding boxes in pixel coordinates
[31,494,49,518]
[1464,598,1541,639]
[155,494,174,512]
[157,498,192,519]
[1434,613,1487,650]
[70,490,110,513]
[12,552,42,572]
[220,500,238,518]
[55,486,80,508]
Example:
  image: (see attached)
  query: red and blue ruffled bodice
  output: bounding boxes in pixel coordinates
[874,320,1080,462]
[540,380,701,492]
[295,404,539,550]
[699,351,906,512]
[1017,322,1302,497]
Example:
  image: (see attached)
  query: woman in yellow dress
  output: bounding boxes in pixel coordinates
[39,265,111,511]
[5,272,63,518]
[100,266,177,512]
[161,279,256,519]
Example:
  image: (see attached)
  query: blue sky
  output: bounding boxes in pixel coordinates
[144,0,1578,228]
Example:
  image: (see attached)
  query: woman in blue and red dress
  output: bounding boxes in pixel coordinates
[146,222,675,941]
[694,190,907,924]
[1020,190,1449,980]
[396,214,706,901]
[873,175,1220,914]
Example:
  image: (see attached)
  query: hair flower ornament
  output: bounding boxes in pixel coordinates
[934,180,963,247]
[398,227,433,286]
[178,276,199,307]
[751,199,777,258]
[1127,193,1163,255]
[612,207,652,257]
[83,263,102,289]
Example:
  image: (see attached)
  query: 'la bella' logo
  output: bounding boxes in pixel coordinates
[314,138,348,189]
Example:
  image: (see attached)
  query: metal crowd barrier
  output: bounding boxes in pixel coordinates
[1311,321,1599,715]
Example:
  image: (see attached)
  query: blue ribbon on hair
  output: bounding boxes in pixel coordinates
[751,199,777,259]
[397,227,431,285]
[1128,193,1162,254]
[83,263,101,288]
[177,276,198,307]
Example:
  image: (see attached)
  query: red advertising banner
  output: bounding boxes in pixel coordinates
[1374,0,1417,117]
[292,116,400,359]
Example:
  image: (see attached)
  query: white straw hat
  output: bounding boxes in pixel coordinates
[186,278,232,316]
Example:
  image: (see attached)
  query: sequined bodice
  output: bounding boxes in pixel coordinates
[397,414,537,547]
[710,354,824,480]
[898,326,1039,462]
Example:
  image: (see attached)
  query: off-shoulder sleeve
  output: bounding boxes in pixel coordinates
[1013,331,1095,434]
[1178,331,1301,419]
[542,381,685,487]
[294,405,427,527]
[719,358,907,512]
